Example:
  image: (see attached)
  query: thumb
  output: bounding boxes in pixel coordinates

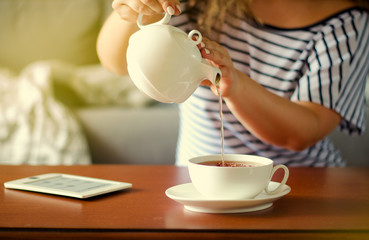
[200,80,213,87]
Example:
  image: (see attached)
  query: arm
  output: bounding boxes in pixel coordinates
[200,38,341,152]
[224,70,341,151]
[97,12,138,75]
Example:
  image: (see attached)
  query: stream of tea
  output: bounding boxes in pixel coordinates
[216,83,225,165]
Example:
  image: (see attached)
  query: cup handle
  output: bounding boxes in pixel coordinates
[137,13,171,29]
[265,164,289,195]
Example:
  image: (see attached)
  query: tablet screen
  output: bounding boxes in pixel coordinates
[25,176,111,193]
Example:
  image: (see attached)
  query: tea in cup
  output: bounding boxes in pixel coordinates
[188,154,289,200]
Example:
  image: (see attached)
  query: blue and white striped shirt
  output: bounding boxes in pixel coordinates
[171,4,369,167]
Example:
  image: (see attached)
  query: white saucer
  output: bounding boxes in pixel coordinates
[165,181,291,214]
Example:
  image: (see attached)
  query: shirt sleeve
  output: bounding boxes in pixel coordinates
[291,10,369,135]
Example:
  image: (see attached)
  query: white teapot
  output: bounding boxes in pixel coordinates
[126,13,222,103]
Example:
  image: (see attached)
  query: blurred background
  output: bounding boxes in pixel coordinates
[0,0,367,166]
[0,0,179,165]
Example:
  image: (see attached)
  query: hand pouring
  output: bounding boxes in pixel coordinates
[126,13,222,103]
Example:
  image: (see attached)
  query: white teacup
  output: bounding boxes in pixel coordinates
[188,154,289,200]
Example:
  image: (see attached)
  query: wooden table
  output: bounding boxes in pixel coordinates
[0,165,368,239]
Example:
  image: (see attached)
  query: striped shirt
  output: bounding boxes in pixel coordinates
[171,3,369,167]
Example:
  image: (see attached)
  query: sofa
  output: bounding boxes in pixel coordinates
[1,0,368,166]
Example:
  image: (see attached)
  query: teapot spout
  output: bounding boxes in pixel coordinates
[201,60,222,86]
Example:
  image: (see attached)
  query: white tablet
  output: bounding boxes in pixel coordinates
[4,173,132,199]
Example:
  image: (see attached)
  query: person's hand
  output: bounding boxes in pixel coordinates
[198,37,240,98]
[112,0,181,22]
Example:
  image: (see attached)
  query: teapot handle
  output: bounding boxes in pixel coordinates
[137,13,171,29]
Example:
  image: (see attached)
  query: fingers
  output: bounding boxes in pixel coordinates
[197,37,239,97]
[198,38,233,69]
[158,0,181,15]
[113,0,160,16]
[112,0,181,21]
[141,0,163,13]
